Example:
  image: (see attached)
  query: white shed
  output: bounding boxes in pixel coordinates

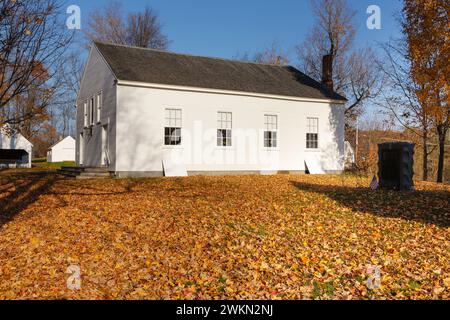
[47,136,76,162]
[344,141,356,168]
[0,125,33,168]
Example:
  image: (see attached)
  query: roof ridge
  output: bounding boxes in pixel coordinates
[93,41,347,102]
[48,136,74,149]
[93,41,292,68]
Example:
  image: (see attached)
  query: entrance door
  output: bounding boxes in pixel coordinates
[101,125,109,166]
[79,133,84,166]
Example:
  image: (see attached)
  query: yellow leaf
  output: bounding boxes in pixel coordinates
[443,278,450,288]
[30,237,39,246]
[300,255,309,265]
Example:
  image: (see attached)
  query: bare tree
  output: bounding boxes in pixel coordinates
[85,1,126,45]
[233,42,290,66]
[0,0,73,127]
[296,0,382,122]
[253,42,290,65]
[127,8,169,49]
[345,48,384,118]
[85,1,169,49]
[53,51,84,137]
[377,40,434,181]
[297,0,355,84]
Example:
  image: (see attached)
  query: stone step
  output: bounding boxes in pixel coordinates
[58,166,112,179]
[60,166,109,173]
[60,167,82,173]
[57,169,78,176]
[75,174,111,180]
[84,168,109,173]
[79,172,111,177]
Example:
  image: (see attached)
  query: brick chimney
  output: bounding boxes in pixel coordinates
[322,54,333,91]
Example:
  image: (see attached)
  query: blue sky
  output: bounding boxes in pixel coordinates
[69,0,404,63]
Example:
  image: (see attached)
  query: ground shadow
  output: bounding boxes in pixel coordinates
[47,179,139,197]
[0,170,139,228]
[0,170,59,228]
[290,181,450,228]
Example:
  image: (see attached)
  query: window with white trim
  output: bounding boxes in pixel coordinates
[83,101,88,127]
[264,114,278,148]
[90,97,95,125]
[217,112,232,147]
[306,117,319,149]
[164,108,182,145]
[96,91,102,123]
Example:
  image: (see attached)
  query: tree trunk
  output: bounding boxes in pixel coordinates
[422,134,428,181]
[436,125,446,183]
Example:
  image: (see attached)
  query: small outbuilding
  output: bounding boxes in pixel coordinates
[344,141,356,168]
[47,136,76,163]
[0,125,33,168]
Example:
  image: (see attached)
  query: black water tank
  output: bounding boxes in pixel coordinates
[378,142,414,191]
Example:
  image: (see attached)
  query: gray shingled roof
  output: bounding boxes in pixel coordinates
[95,41,346,102]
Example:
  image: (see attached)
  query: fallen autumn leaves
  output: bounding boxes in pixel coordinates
[0,169,448,299]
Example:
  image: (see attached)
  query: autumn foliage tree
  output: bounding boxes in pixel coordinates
[402,0,449,183]
[30,122,58,157]
[5,61,52,134]
[0,0,72,128]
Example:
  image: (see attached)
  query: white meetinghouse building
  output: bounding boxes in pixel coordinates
[76,42,346,178]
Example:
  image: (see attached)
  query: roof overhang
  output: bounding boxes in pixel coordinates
[116,79,347,105]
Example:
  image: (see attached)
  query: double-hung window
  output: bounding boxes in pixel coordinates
[264,115,278,148]
[217,112,232,147]
[306,117,319,149]
[96,91,102,123]
[90,97,95,125]
[83,101,88,127]
[164,108,182,145]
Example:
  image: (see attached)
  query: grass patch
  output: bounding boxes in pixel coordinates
[32,159,75,169]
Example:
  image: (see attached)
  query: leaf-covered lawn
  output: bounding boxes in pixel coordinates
[0,170,448,300]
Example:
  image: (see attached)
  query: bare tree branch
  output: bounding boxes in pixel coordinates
[0,0,73,127]
[84,1,169,50]
[296,0,383,123]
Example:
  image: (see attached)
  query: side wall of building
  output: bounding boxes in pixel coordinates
[115,85,345,177]
[76,46,117,170]
[48,137,76,162]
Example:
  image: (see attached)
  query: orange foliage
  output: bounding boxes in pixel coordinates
[0,172,449,299]
[403,0,449,121]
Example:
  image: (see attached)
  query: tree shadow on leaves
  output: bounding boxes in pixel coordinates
[47,179,139,197]
[290,181,450,228]
[0,170,59,228]
[0,171,139,228]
